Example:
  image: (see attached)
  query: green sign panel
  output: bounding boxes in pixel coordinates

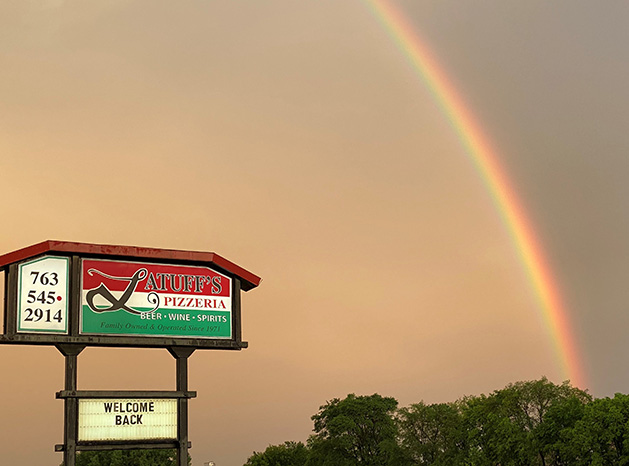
[80,259,232,339]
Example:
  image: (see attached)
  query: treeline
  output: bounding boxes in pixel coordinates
[60,449,189,466]
[244,377,629,466]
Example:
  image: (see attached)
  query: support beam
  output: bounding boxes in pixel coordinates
[56,344,85,466]
[4,264,18,336]
[168,347,195,466]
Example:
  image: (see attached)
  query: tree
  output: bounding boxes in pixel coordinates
[567,393,629,465]
[244,441,310,466]
[306,393,399,466]
[535,390,590,465]
[463,377,590,466]
[396,401,467,465]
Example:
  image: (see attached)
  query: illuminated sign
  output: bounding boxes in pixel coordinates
[78,398,177,441]
[81,259,232,339]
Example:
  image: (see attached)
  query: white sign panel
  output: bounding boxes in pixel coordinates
[18,256,69,334]
[78,398,178,441]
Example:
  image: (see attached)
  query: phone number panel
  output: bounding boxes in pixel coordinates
[18,256,70,334]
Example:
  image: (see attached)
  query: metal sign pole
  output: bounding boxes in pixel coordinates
[57,344,86,466]
[168,347,195,466]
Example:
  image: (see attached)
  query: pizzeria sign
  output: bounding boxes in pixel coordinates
[0,241,261,466]
[82,259,233,339]
[0,241,261,349]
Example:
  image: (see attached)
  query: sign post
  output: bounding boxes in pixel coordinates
[0,241,261,466]
[57,344,85,466]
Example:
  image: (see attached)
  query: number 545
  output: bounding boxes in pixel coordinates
[27,290,56,304]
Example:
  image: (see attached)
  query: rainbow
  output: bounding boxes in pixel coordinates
[366,0,586,388]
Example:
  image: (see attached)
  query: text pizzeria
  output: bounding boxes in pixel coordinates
[163,296,227,309]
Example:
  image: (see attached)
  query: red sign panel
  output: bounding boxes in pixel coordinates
[81,259,232,339]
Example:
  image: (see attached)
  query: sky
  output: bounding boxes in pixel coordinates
[1,0,629,465]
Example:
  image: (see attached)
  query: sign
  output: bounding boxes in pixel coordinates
[78,398,177,441]
[1,241,260,349]
[81,259,232,339]
[17,256,69,334]
[0,241,261,466]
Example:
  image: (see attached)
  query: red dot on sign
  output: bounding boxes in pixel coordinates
[57,296,62,301]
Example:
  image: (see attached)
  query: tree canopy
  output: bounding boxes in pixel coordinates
[307,393,399,466]
[243,378,629,466]
[245,441,310,466]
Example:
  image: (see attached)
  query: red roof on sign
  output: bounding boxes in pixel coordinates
[0,241,261,291]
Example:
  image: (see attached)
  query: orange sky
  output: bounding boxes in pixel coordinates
[3,1,629,465]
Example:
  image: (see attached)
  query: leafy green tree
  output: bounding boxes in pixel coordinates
[244,441,310,466]
[306,393,399,466]
[535,390,590,465]
[567,393,629,465]
[62,449,190,466]
[396,400,467,465]
[463,377,590,466]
